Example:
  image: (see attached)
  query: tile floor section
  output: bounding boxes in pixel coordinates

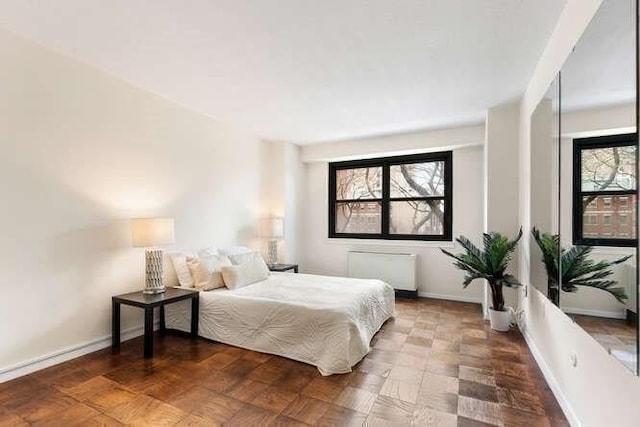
[0,298,568,426]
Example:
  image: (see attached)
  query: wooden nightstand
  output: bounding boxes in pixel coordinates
[112,287,199,358]
[268,263,299,273]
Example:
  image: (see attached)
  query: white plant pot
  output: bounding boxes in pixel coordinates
[489,307,513,332]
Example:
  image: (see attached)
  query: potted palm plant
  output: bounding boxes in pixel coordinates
[441,229,522,331]
[531,227,630,304]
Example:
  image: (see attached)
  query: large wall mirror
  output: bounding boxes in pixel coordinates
[530,78,561,305]
[558,0,638,374]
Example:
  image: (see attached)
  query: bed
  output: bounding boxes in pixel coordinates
[164,271,395,375]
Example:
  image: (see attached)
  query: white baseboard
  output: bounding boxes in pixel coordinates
[0,322,158,383]
[562,307,626,320]
[520,326,581,427]
[417,291,482,304]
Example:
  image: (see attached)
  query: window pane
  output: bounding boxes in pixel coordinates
[581,146,636,191]
[620,196,629,208]
[336,167,382,200]
[389,200,444,235]
[581,195,637,239]
[335,202,381,234]
[390,162,445,197]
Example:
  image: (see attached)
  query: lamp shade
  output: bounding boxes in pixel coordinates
[131,217,175,247]
[260,217,284,238]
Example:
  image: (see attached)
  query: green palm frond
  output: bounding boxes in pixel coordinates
[441,248,485,277]
[562,246,591,279]
[562,280,628,303]
[531,228,631,303]
[507,228,524,252]
[487,233,509,273]
[499,274,522,288]
[441,228,522,311]
[532,228,560,280]
[456,236,487,271]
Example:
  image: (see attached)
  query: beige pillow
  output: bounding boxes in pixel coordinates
[169,252,195,287]
[187,254,232,290]
[221,256,269,290]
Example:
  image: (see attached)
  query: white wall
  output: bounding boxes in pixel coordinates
[300,127,485,303]
[518,1,640,425]
[301,125,484,162]
[563,103,635,137]
[529,98,557,295]
[0,30,268,378]
[484,103,522,313]
[260,140,304,263]
[283,142,305,264]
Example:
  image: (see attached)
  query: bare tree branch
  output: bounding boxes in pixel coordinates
[582,147,621,210]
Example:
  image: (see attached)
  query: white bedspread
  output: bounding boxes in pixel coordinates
[164,272,395,375]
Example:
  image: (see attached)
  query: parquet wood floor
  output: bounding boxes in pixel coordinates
[0,298,568,426]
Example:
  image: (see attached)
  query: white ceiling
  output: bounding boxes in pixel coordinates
[561,0,635,112]
[0,0,565,144]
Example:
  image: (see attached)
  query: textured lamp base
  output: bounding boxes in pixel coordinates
[143,286,166,295]
[267,240,278,266]
[143,249,166,294]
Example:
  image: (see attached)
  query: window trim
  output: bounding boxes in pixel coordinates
[572,133,638,247]
[328,151,453,241]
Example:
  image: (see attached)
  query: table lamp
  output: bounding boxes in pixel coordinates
[260,217,284,266]
[131,217,175,294]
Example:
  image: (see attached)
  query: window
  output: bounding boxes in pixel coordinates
[573,134,637,247]
[585,199,597,210]
[329,151,452,241]
[620,197,629,209]
[620,214,628,225]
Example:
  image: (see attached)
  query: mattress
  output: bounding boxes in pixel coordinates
[164,272,395,375]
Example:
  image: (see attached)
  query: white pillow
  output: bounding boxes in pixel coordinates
[169,252,196,287]
[221,256,269,290]
[218,246,252,256]
[187,254,232,290]
[228,251,265,266]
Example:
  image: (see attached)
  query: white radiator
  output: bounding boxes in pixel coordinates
[348,251,417,292]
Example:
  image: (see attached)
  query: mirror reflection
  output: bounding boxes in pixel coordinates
[530,77,561,305]
[559,0,638,373]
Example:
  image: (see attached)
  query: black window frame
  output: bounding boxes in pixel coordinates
[572,133,638,247]
[328,151,453,241]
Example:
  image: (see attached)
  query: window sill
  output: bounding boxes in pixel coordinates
[587,246,636,256]
[325,238,454,248]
